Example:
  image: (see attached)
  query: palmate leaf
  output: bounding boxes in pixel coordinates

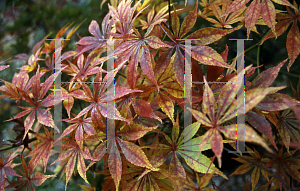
[230,146,269,190]
[0,152,21,191]
[200,0,245,29]
[6,155,55,191]
[112,25,171,90]
[260,4,300,71]
[27,127,55,173]
[51,140,93,191]
[188,65,280,167]
[224,0,296,38]
[91,118,158,190]
[157,0,234,88]
[271,108,300,152]
[71,70,142,124]
[265,147,300,190]
[149,121,226,179]
[6,66,69,139]
[121,153,174,191]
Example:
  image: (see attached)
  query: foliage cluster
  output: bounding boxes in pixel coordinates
[1,0,300,190]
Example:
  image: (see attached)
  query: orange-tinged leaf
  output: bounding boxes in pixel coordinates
[145,35,172,49]
[202,77,216,121]
[174,47,185,88]
[156,92,174,123]
[260,19,292,44]
[77,152,89,184]
[219,87,286,123]
[65,153,76,190]
[247,111,278,150]
[31,172,56,186]
[169,152,186,178]
[171,6,180,36]
[132,99,162,123]
[188,108,212,127]
[186,28,233,46]
[117,137,155,170]
[249,59,286,89]
[217,70,244,122]
[37,108,58,132]
[190,45,233,70]
[24,111,35,140]
[256,93,300,111]
[118,124,158,140]
[272,0,297,9]
[179,0,198,37]
[224,0,250,15]
[163,82,184,98]
[220,124,273,153]
[0,153,21,191]
[261,0,277,37]
[245,0,261,39]
[63,96,74,118]
[210,129,223,168]
[286,21,300,71]
[108,145,122,190]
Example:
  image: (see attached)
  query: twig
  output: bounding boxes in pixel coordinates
[256,45,260,74]
[0,138,37,152]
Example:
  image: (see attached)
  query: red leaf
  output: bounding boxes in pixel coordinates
[286,22,300,71]
[245,0,261,39]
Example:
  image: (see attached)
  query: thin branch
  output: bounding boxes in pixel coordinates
[0,138,37,152]
[256,45,260,74]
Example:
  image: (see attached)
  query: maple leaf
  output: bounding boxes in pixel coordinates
[26,127,55,173]
[64,53,105,91]
[75,16,113,55]
[188,66,283,167]
[109,0,149,37]
[231,146,269,190]
[157,1,235,88]
[265,147,300,190]
[145,114,227,179]
[267,109,300,152]
[8,35,50,73]
[120,151,174,191]
[258,2,300,71]
[60,113,97,147]
[71,71,142,125]
[90,112,158,190]
[112,24,171,90]
[243,59,300,151]
[42,22,82,54]
[199,0,245,29]
[137,57,184,123]
[139,4,168,33]
[51,139,93,191]
[0,71,30,101]
[6,66,69,139]
[6,155,55,191]
[0,152,21,191]
[224,0,297,39]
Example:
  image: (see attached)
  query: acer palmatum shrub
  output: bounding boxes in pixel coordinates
[1,0,300,190]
